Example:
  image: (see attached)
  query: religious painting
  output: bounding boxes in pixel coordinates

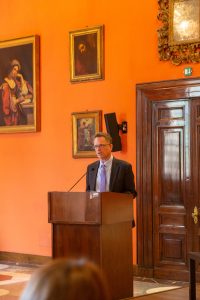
[72,110,102,158]
[0,35,40,133]
[69,25,104,83]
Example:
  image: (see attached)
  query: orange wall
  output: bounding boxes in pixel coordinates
[1,0,200,262]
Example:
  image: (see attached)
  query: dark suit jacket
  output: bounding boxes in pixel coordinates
[86,157,137,198]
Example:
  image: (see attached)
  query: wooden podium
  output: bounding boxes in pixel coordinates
[48,191,133,300]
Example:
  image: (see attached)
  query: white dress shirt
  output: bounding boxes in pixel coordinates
[96,155,113,192]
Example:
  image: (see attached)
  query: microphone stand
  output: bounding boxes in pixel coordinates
[67,173,86,192]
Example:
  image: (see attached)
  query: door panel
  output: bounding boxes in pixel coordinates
[152,101,188,274]
[190,99,200,251]
[136,78,200,281]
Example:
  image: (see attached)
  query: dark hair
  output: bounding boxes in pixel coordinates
[20,258,111,300]
[94,132,112,144]
[6,59,21,74]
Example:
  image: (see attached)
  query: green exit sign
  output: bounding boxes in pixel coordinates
[184,67,192,76]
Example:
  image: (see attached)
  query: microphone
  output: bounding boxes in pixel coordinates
[67,172,86,192]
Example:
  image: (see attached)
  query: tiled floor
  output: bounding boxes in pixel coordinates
[0,263,188,299]
[134,277,188,297]
[0,264,35,299]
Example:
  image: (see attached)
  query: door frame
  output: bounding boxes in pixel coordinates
[136,77,200,278]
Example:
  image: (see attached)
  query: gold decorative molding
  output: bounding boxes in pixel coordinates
[158,0,200,65]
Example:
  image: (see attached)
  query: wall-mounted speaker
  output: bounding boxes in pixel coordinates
[104,113,122,152]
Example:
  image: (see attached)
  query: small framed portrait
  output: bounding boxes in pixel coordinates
[69,25,104,83]
[0,35,40,133]
[72,110,102,158]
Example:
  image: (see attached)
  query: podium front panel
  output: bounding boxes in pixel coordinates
[48,192,101,224]
[52,224,101,263]
[48,191,133,299]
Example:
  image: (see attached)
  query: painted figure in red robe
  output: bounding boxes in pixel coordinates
[0,59,33,126]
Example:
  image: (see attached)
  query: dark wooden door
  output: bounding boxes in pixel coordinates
[136,78,200,281]
[152,100,189,279]
[190,99,200,252]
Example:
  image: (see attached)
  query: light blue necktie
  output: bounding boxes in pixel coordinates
[99,164,106,192]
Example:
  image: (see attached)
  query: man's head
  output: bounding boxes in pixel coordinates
[94,132,113,162]
[78,42,87,54]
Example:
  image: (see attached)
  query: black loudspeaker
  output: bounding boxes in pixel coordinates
[104,113,122,152]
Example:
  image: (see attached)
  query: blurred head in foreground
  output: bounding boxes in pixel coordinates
[20,257,111,300]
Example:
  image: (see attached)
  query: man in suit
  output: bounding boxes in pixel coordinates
[86,132,137,198]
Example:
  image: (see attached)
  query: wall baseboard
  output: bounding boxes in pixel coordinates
[0,252,142,275]
[133,264,153,278]
[0,251,52,266]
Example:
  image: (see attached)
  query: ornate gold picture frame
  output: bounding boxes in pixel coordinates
[0,35,40,133]
[72,110,102,158]
[69,25,104,83]
[158,0,200,65]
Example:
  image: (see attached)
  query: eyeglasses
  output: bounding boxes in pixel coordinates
[93,144,110,149]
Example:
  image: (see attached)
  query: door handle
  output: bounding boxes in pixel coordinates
[192,206,199,224]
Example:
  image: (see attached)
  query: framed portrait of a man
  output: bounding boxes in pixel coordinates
[69,25,104,83]
[0,35,40,133]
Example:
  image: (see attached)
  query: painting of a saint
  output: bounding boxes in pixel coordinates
[0,36,40,133]
[77,117,96,151]
[69,26,104,82]
[0,58,33,126]
[74,33,97,76]
[72,110,102,158]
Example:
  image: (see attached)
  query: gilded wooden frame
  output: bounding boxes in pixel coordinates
[69,25,104,83]
[158,0,200,65]
[0,35,40,133]
[72,110,102,158]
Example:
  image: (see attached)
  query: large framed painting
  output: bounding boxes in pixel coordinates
[158,0,200,65]
[0,35,40,133]
[69,25,104,83]
[72,110,102,158]
[169,0,200,45]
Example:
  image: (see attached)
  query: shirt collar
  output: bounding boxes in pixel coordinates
[100,155,113,167]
